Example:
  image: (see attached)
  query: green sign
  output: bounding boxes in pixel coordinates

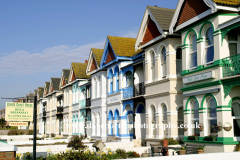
[5,102,33,121]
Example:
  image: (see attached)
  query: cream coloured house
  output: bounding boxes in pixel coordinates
[169,0,240,153]
[135,6,183,144]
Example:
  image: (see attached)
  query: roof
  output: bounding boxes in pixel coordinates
[38,87,44,98]
[107,36,136,57]
[72,62,90,79]
[147,6,175,31]
[92,48,104,66]
[51,78,61,90]
[213,0,240,6]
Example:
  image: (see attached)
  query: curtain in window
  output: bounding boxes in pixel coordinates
[205,27,214,63]
[189,34,197,68]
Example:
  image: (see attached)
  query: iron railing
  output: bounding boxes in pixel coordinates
[86,98,91,107]
[56,106,63,114]
[42,110,46,117]
[134,82,145,97]
[222,54,240,78]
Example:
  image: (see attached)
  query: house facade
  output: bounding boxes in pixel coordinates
[86,48,107,141]
[135,6,183,145]
[169,0,240,153]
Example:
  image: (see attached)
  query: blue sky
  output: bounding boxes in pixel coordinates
[0,0,178,110]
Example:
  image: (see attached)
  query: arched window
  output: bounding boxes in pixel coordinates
[176,47,182,74]
[190,99,199,136]
[205,26,214,63]
[207,98,217,135]
[161,47,167,78]
[108,69,113,94]
[150,51,155,81]
[126,71,133,87]
[189,34,197,68]
[162,104,168,136]
[178,107,184,137]
[150,105,156,138]
[114,66,120,92]
[97,76,101,97]
[232,100,240,137]
[127,113,133,134]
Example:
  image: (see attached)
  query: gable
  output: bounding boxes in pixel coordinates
[177,0,210,26]
[90,57,98,72]
[62,79,66,86]
[141,17,161,45]
[104,46,116,64]
[71,72,76,82]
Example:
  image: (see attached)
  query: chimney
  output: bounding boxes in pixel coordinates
[85,60,88,63]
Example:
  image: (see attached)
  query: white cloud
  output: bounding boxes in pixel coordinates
[0,28,139,77]
[0,40,105,77]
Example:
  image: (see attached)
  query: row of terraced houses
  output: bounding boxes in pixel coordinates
[34,0,240,153]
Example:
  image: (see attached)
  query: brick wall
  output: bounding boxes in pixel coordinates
[90,58,98,72]
[104,47,115,64]
[141,16,161,45]
[0,151,16,160]
[177,0,209,26]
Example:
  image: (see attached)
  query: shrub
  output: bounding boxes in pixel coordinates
[67,135,86,150]
[8,129,19,135]
[115,149,127,159]
[51,133,55,137]
[27,130,34,135]
[19,130,25,135]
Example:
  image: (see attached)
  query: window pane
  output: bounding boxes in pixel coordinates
[210,119,218,135]
[228,31,238,41]
[194,101,199,119]
[206,46,214,63]
[229,43,237,56]
[209,99,217,117]
[161,47,166,62]
[190,52,197,68]
[190,34,197,52]
[176,48,182,60]
[205,27,213,46]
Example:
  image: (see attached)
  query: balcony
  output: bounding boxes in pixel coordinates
[86,98,91,107]
[42,110,46,117]
[56,106,63,114]
[134,82,145,97]
[222,54,240,78]
[122,87,133,99]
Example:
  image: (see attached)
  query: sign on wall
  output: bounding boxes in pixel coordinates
[9,122,28,126]
[5,102,33,121]
[183,71,215,84]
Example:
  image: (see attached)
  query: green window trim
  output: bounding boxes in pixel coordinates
[185,96,199,110]
[201,93,217,108]
[198,108,206,110]
[216,105,232,108]
[181,59,223,76]
[199,21,215,39]
[220,21,240,45]
[228,96,240,106]
[216,110,232,112]
[181,13,239,38]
